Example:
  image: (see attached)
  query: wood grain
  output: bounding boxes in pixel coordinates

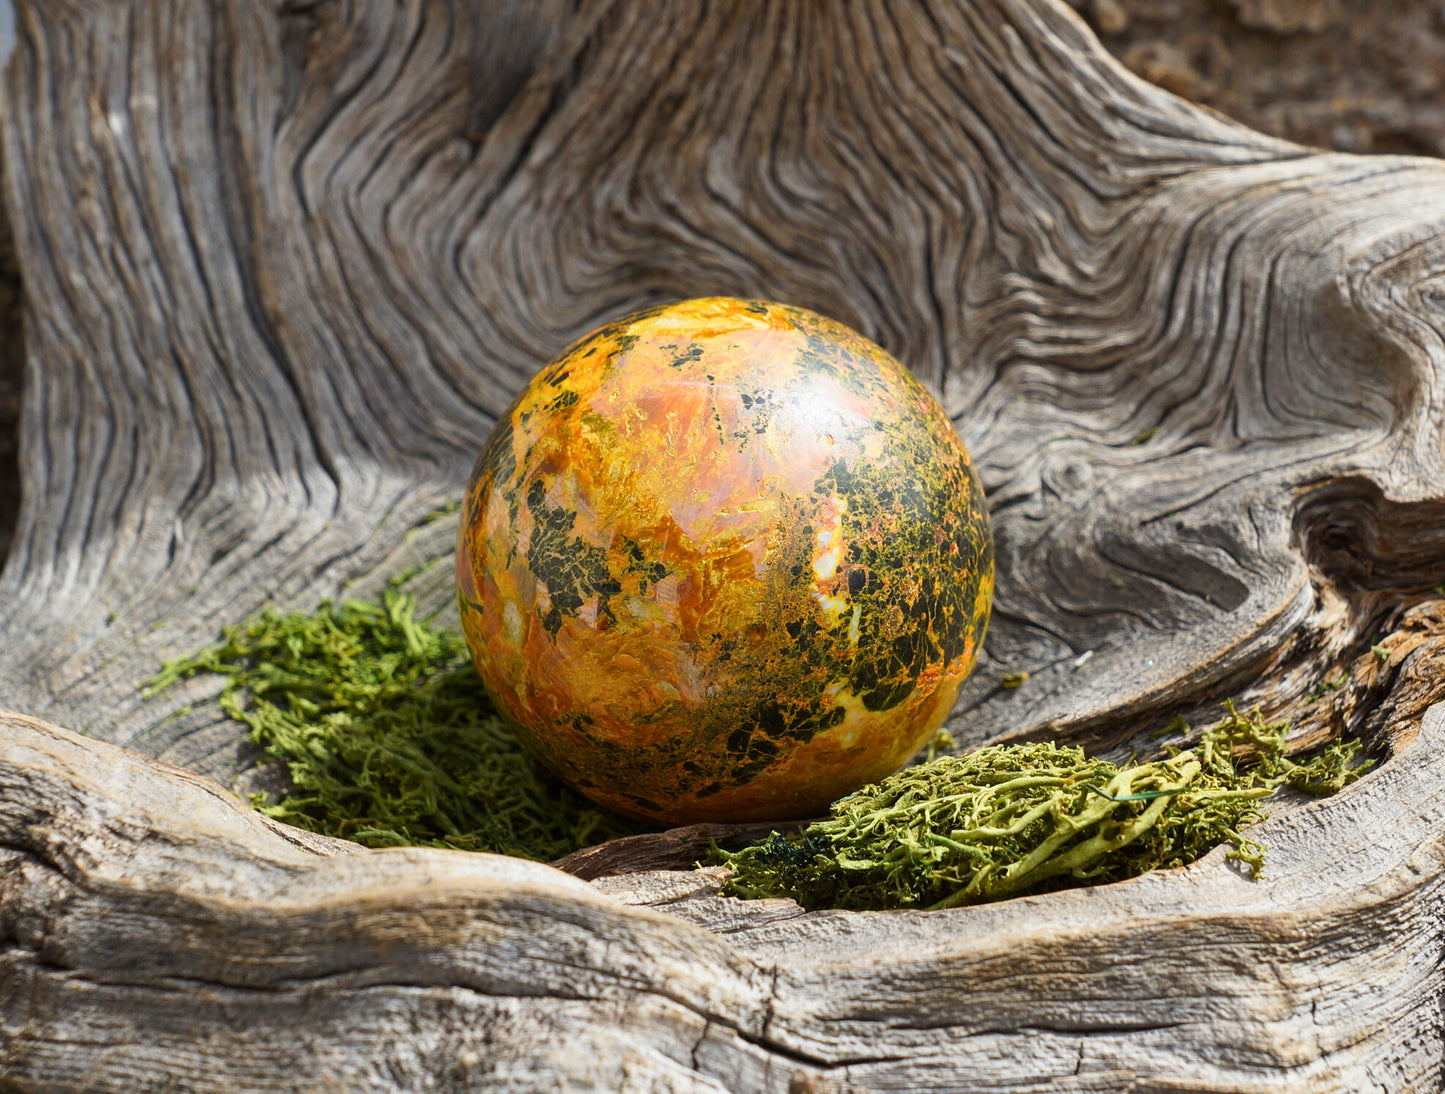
[2,0,1445,1088]
[10,0,1445,776]
[4,701,1442,1090]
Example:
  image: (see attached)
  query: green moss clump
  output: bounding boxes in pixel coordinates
[145,587,1373,904]
[145,586,642,860]
[712,703,1372,911]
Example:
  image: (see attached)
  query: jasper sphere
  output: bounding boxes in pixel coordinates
[457,297,993,824]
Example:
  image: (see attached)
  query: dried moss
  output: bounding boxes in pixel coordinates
[144,585,642,860]
[712,704,1372,911]
[144,587,1373,904]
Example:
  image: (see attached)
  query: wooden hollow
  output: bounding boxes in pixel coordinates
[2,0,1444,1088]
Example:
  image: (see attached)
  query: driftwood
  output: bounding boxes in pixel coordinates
[3,0,1445,1088]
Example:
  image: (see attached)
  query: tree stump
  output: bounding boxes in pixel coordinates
[4,0,1445,1089]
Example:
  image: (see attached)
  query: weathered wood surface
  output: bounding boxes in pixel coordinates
[3,0,1445,1089]
[5,703,1445,1091]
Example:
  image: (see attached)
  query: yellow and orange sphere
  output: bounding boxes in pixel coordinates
[457,298,992,825]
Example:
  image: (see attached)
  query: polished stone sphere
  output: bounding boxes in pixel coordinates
[457,297,993,824]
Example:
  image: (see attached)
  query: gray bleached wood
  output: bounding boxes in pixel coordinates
[2,0,1445,1088]
[4,0,1445,763]
[3,699,1443,1091]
